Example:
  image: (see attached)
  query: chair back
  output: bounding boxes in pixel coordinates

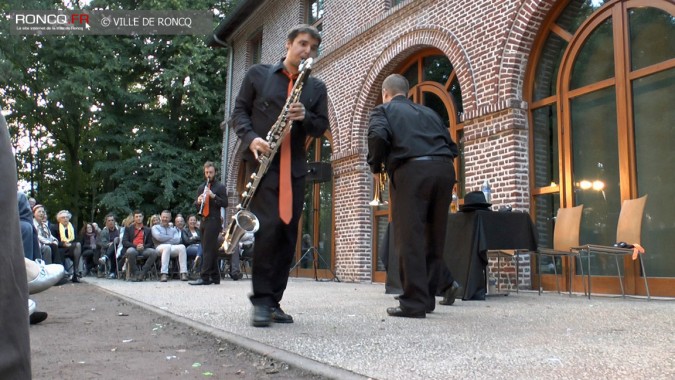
[553,205,584,251]
[616,195,648,244]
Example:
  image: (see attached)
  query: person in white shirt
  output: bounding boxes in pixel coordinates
[152,210,188,282]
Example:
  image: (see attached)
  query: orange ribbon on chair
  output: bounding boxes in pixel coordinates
[631,243,645,260]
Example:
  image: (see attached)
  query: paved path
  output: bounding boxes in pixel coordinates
[87,277,675,379]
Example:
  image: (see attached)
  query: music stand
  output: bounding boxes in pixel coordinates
[289,246,340,282]
[288,161,339,281]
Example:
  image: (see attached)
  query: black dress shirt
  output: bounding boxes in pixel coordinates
[232,59,329,178]
[367,95,458,174]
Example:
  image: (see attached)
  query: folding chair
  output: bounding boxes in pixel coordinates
[573,195,649,300]
[534,205,584,296]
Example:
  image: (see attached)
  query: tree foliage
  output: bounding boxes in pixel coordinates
[1,0,232,227]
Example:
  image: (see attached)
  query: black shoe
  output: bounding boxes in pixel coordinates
[189,278,212,286]
[210,277,221,285]
[439,281,462,306]
[71,274,80,283]
[252,305,271,327]
[30,311,48,325]
[270,307,294,323]
[386,306,426,318]
[230,272,243,281]
[129,272,145,282]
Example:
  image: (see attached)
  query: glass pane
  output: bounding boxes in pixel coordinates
[422,55,452,85]
[534,194,561,274]
[316,136,333,270]
[570,18,614,90]
[301,182,316,267]
[570,86,620,276]
[633,68,675,277]
[629,7,675,71]
[532,105,559,188]
[457,129,465,198]
[533,33,568,101]
[422,91,450,129]
[403,63,418,88]
[375,216,389,272]
[308,0,324,24]
[556,0,609,35]
[449,77,463,114]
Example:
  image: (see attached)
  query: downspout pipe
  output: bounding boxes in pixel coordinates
[212,33,232,226]
[211,33,232,185]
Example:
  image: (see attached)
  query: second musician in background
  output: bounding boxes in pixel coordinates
[232,24,329,327]
[189,161,227,286]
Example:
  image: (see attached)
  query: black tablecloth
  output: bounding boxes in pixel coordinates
[384,211,538,300]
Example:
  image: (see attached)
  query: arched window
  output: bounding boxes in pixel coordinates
[528,0,675,296]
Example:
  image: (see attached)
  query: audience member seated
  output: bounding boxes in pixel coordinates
[148,214,160,228]
[98,213,121,279]
[25,257,65,325]
[182,214,202,274]
[116,214,133,275]
[152,210,188,282]
[80,223,100,276]
[33,204,57,264]
[17,192,39,260]
[122,210,158,282]
[26,257,65,295]
[216,230,246,281]
[50,210,82,283]
[174,215,185,230]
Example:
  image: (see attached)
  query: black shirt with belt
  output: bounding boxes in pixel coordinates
[367,95,458,175]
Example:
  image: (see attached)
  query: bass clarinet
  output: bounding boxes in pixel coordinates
[222,58,314,254]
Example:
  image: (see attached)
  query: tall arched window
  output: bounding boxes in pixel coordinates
[528,0,675,296]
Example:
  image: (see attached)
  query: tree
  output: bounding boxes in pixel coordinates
[1,0,232,227]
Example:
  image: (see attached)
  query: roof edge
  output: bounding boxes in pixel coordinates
[206,0,265,48]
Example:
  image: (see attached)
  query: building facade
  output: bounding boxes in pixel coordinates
[209,0,675,297]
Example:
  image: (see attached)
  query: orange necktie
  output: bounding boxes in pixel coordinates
[279,70,297,224]
[202,183,211,217]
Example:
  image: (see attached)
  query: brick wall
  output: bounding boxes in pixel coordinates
[222,0,560,283]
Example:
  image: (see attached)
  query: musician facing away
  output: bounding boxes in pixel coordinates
[368,74,458,318]
[189,161,227,285]
[232,24,329,327]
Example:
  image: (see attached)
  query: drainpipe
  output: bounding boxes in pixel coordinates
[211,33,232,186]
[212,33,233,226]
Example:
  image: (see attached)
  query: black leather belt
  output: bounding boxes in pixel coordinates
[407,155,453,163]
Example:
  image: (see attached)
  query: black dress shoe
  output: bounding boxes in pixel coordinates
[30,311,48,325]
[386,306,426,318]
[251,305,271,327]
[189,278,212,286]
[230,272,243,281]
[270,307,294,323]
[439,281,462,306]
[70,274,80,283]
[210,277,221,285]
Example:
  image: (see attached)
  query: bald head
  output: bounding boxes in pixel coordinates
[381,74,409,103]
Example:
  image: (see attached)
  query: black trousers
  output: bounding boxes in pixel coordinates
[247,165,304,308]
[200,217,221,281]
[391,160,455,312]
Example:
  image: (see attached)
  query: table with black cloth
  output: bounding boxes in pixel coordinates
[384,210,538,300]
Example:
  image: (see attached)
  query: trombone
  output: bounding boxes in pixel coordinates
[369,166,388,207]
